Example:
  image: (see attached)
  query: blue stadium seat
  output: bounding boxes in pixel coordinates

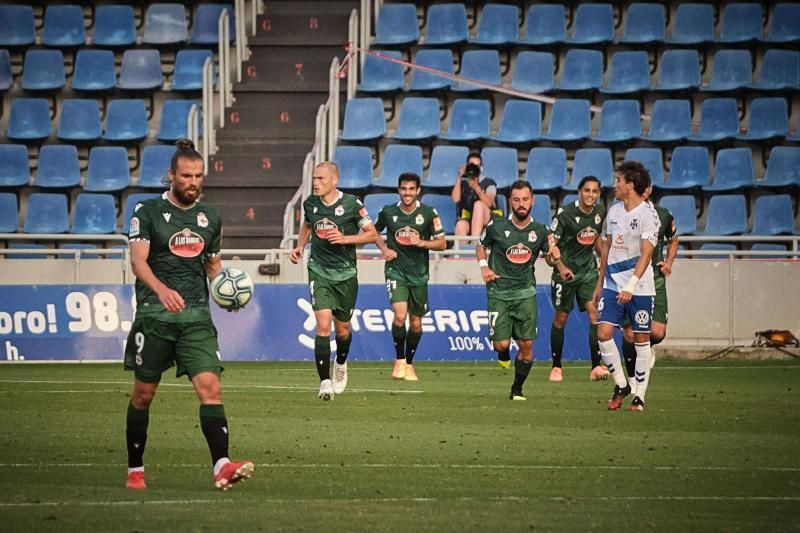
[751,194,796,235]
[57,99,101,142]
[138,144,175,189]
[190,4,235,45]
[425,3,468,46]
[36,145,80,189]
[117,49,163,91]
[703,50,752,92]
[762,3,800,43]
[332,145,373,190]
[750,243,789,258]
[688,98,740,142]
[640,99,691,143]
[701,195,748,235]
[669,3,714,45]
[621,3,666,44]
[24,193,69,233]
[7,98,51,141]
[72,49,116,92]
[737,97,789,141]
[409,49,453,92]
[7,243,48,259]
[624,148,665,186]
[123,193,161,234]
[425,145,468,188]
[561,194,578,206]
[22,50,66,91]
[481,147,518,189]
[601,51,651,94]
[697,243,738,258]
[719,3,763,43]
[704,147,755,192]
[761,146,800,188]
[750,49,799,91]
[420,194,456,234]
[542,99,591,142]
[59,244,101,259]
[490,100,542,144]
[0,193,18,232]
[358,51,404,93]
[392,97,440,141]
[656,49,701,91]
[143,3,188,45]
[172,50,214,92]
[0,49,11,91]
[340,98,386,142]
[659,146,710,190]
[85,147,131,192]
[452,50,501,92]
[376,145,424,188]
[532,194,552,225]
[558,49,604,92]
[440,99,490,142]
[157,100,199,142]
[568,148,614,190]
[72,193,117,234]
[495,193,507,216]
[42,5,85,47]
[374,4,418,46]
[592,99,642,143]
[658,195,697,235]
[510,51,554,94]
[525,148,567,191]
[93,5,136,47]
[519,4,566,45]
[0,5,34,47]
[104,99,148,142]
[0,144,30,188]
[470,4,519,46]
[570,3,614,45]
[364,193,400,222]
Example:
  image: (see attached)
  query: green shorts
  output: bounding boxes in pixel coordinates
[386,279,429,317]
[124,316,222,383]
[551,269,598,313]
[309,271,358,322]
[488,295,538,342]
[653,276,668,324]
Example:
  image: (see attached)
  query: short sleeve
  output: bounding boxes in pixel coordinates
[479,219,494,248]
[430,208,445,239]
[355,198,372,229]
[374,208,386,233]
[128,203,151,242]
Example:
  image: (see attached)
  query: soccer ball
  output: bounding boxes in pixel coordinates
[210,268,254,309]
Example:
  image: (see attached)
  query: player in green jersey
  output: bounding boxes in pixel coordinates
[546,175,610,383]
[290,162,378,401]
[374,173,446,381]
[477,181,560,400]
[124,139,253,491]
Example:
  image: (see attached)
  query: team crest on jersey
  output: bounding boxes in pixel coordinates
[577,227,598,245]
[129,217,140,237]
[197,211,208,228]
[630,218,639,230]
[335,205,345,216]
[313,206,318,213]
[506,243,533,264]
[169,228,205,258]
[595,213,602,225]
[415,213,424,225]
[528,231,538,242]
[314,218,338,238]
[395,226,420,245]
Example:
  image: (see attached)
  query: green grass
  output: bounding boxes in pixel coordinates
[1,361,799,532]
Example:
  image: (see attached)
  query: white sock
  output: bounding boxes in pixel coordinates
[599,339,627,388]
[634,342,653,401]
[213,457,230,476]
[128,466,144,475]
[628,376,637,396]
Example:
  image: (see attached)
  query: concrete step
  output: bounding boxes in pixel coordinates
[237,45,347,92]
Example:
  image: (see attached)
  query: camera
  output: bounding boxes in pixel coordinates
[462,163,481,179]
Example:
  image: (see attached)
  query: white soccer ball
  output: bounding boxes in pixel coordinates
[210,267,254,309]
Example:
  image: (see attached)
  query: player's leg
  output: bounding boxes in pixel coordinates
[627,296,655,411]
[549,277,572,382]
[578,270,607,380]
[649,277,669,369]
[489,296,512,368]
[309,274,337,399]
[388,281,409,379]
[126,378,158,489]
[330,276,358,395]
[620,324,637,392]
[402,286,428,381]
[509,296,538,399]
[596,290,631,409]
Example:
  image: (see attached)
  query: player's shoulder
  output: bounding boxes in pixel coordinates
[133,194,164,217]
[607,202,624,217]
[420,202,439,217]
[341,192,363,206]
[302,194,319,210]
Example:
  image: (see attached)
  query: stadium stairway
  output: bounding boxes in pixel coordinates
[204,0,356,249]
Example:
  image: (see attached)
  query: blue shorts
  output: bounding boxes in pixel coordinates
[597,288,654,333]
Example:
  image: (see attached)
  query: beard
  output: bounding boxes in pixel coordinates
[174,186,200,205]
[513,206,531,221]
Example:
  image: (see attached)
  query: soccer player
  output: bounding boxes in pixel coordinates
[124,139,253,491]
[374,172,446,381]
[546,175,609,383]
[476,181,560,400]
[289,162,378,401]
[594,161,660,412]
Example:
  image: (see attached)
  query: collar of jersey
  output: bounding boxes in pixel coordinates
[320,190,343,207]
[162,191,197,211]
[395,200,420,213]
[507,214,533,229]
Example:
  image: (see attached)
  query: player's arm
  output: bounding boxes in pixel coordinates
[205,255,222,281]
[660,234,679,276]
[418,233,446,251]
[618,239,655,303]
[593,234,610,305]
[289,222,311,263]
[476,223,499,283]
[373,210,397,260]
[333,222,378,245]
[130,240,185,313]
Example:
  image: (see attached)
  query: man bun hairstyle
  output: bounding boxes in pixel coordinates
[616,160,651,196]
[170,138,203,174]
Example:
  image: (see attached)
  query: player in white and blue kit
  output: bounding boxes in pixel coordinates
[593,161,660,411]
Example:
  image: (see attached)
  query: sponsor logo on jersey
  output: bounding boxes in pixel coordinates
[550,218,558,231]
[577,227,599,245]
[395,226,420,245]
[595,213,602,225]
[314,218,338,238]
[528,230,538,242]
[134,203,144,213]
[392,215,398,223]
[129,217,140,237]
[335,205,345,217]
[505,243,533,264]
[197,211,208,228]
[615,234,625,245]
[169,228,205,258]
[504,230,511,237]
[415,213,424,225]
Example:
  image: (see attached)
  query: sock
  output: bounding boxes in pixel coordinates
[391,324,406,359]
[126,402,149,469]
[314,335,330,381]
[512,358,533,391]
[621,339,637,377]
[599,339,627,388]
[550,325,564,368]
[200,404,229,466]
[497,349,510,363]
[405,329,421,364]
[335,333,352,365]
[634,342,653,401]
[589,323,601,368]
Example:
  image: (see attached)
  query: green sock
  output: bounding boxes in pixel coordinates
[314,335,330,381]
[550,325,564,368]
[391,324,406,359]
[405,329,421,364]
[335,333,352,365]
[589,323,601,367]
[126,401,149,468]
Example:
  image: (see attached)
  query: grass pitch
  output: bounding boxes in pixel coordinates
[0,360,798,532]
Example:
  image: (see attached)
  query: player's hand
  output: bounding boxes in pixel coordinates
[549,246,561,261]
[592,287,602,306]
[158,288,185,313]
[406,233,422,246]
[617,290,633,304]
[457,164,466,182]
[560,266,575,281]
[658,260,672,277]
[289,246,303,264]
[480,266,500,283]
[326,229,346,244]
[382,248,398,261]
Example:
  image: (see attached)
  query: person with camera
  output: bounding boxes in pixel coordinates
[451,152,500,238]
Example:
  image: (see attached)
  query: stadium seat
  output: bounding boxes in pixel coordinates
[72,49,116,92]
[701,195,748,235]
[698,243,738,258]
[57,99,102,142]
[424,145,468,188]
[364,193,400,221]
[117,49,163,91]
[190,4,235,45]
[22,50,66,91]
[557,49,604,92]
[561,194,578,206]
[569,3,614,45]
[452,50,501,92]
[640,99,691,142]
[143,3,188,45]
[85,147,131,192]
[750,243,789,258]
[420,194,456,234]
[0,144,30,188]
[621,3,666,44]
[656,49,701,91]
[532,194,552,225]
[138,144,175,189]
[495,193,507,216]
[0,49,11,91]
[688,98,740,142]
[470,4,519,46]
[424,3,468,46]
[358,51,404,93]
[669,3,714,45]
[0,5,34,47]
[750,49,799,91]
[439,99,490,142]
[7,243,48,259]
[59,243,101,260]
[658,195,697,235]
[172,50,214,92]
[375,145,424,188]
[35,145,80,189]
[481,147,519,189]
[157,99,199,142]
[340,98,386,142]
[751,194,796,235]
[703,147,755,192]
[624,148,665,186]
[519,4,565,45]
[568,148,614,189]
[408,49,453,92]
[719,3,763,43]
[7,98,51,141]
[510,51,554,94]
[72,193,117,234]
[490,100,542,144]
[332,145,373,190]
[762,3,800,43]
[761,146,800,188]
[103,99,148,142]
[601,51,651,94]
[737,97,789,141]
[525,148,567,191]
[0,192,18,232]
[592,99,642,143]
[24,193,69,233]
[703,50,752,92]
[42,5,85,47]
[392,97,440,141]
[659,146,710,190]
[92,5,136,47]
[542,99,591,142]
[373,3,418,46]
[122,193,161,234]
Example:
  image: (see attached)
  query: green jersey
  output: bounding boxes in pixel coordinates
[550,200,605,275]
[479,215,553,301]
[128,193,222,320]
[652,203,676,279]
[303,191,371,282]
[374,201,445,286]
